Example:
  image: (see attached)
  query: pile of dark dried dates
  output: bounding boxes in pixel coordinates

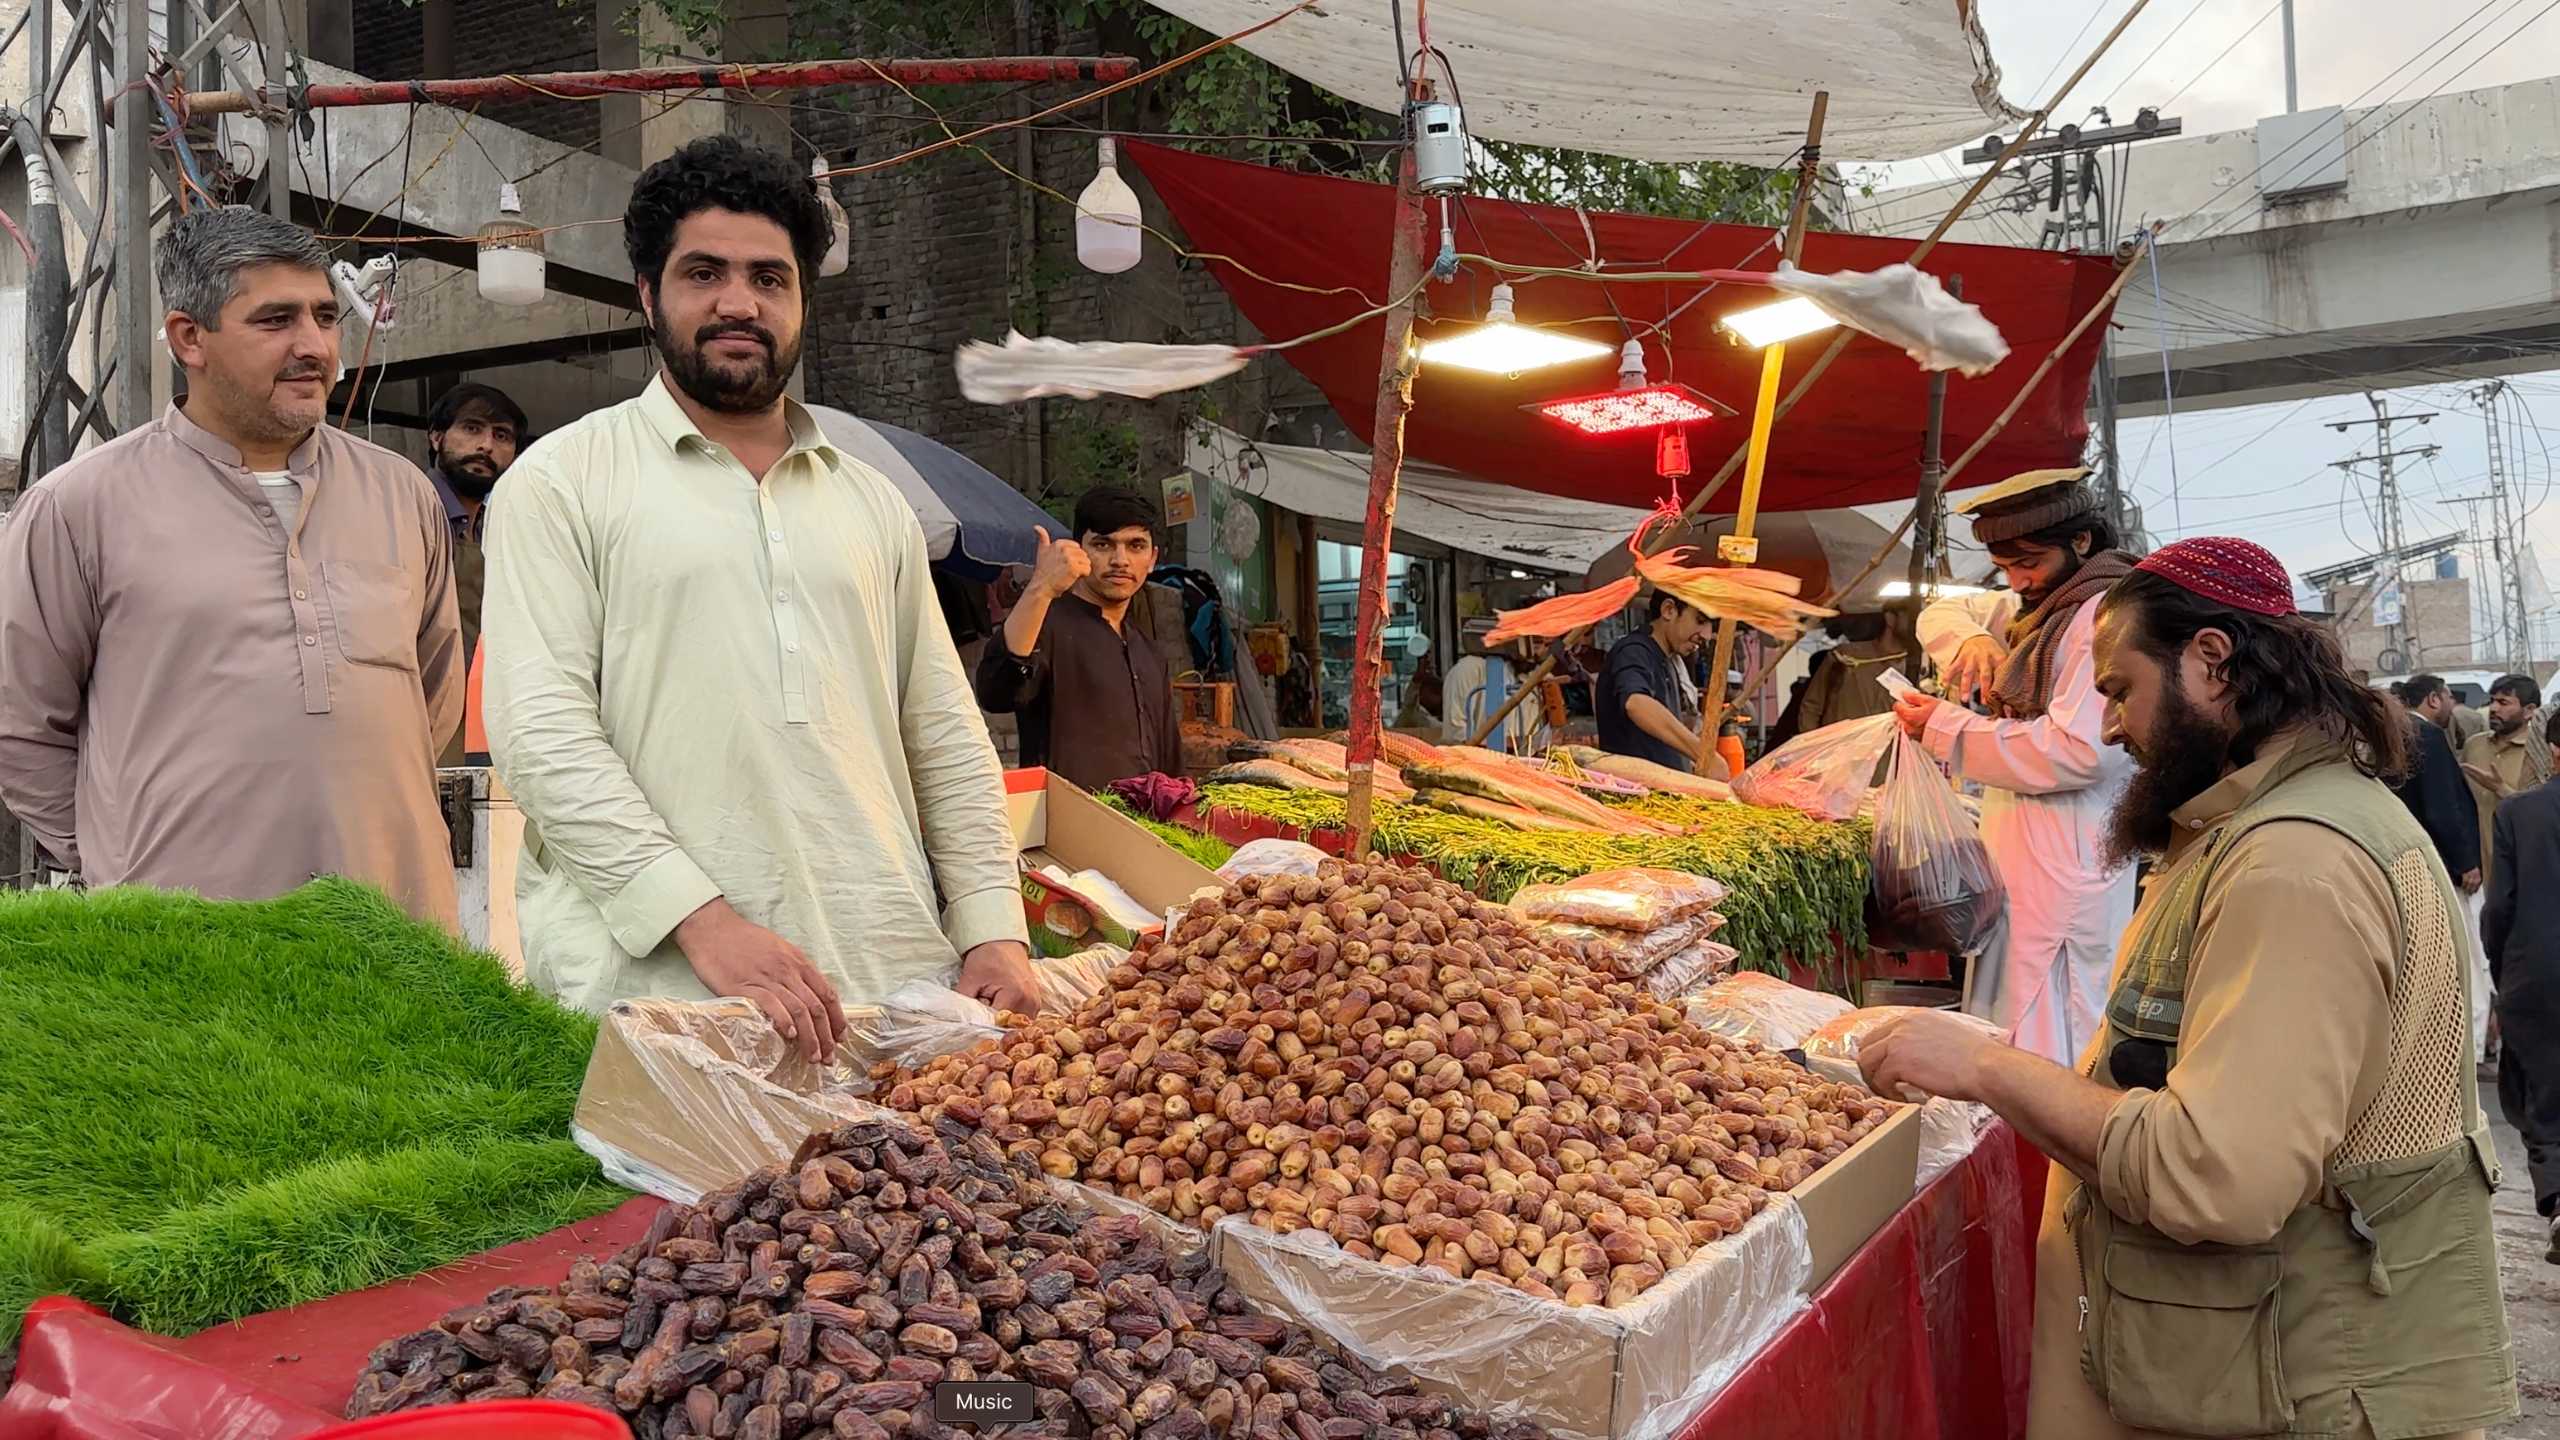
[346,1117,1555,1440]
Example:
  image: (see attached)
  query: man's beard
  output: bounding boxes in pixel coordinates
[2494,710,2531,737]
[2104,678,2234,868]
[655,310,799,415]
[433,451,501,500]
[2015,551,2083,609]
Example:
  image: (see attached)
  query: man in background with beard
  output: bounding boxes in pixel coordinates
[2460,672,2552,1066]
[481,136,1034,1055]
[1894,468,2139,1064]
[1863,537,2512,1440]
[422,381,524,763]
[0,206,462,925]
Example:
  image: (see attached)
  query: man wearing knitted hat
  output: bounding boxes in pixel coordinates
[1891,468,2139,1064]
[1863,537,2513,1440]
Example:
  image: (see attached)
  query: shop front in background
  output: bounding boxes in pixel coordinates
[1314,529,1452,731]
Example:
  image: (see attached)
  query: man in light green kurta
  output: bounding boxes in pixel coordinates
[481,136,1033,1058]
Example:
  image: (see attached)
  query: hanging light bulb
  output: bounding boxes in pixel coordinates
[1075,137,1143,275]
[1416,284,1614,376]
[812,156,851,279]
[475,182,546,307]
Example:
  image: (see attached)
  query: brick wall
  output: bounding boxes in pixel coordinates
[350,0,601,151]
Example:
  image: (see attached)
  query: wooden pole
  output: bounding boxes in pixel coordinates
[1465,0,2160,754]
[1903,276,1957,672]
[1693,92,1828,771]
[1341,141,1433,854]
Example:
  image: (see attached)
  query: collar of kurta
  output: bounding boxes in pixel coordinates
[635,372,840,466]
[165,398,322,474]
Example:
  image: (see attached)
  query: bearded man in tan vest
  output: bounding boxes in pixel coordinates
[1862,537,2514,1440]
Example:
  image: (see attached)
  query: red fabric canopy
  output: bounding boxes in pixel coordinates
[1127,143,2120,514]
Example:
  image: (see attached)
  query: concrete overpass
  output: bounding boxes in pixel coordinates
[1848,77,2560,418]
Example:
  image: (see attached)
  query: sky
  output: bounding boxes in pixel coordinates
[1881,0,2560,661]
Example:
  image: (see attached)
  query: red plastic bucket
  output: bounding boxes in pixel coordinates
[309,1401,634,1439]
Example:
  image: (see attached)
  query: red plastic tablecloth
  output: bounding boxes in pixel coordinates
[0,1134,2045,1440]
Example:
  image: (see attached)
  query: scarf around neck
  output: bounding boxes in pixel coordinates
[1990,549,2137,719]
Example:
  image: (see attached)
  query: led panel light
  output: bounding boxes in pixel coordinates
[1526,382,1737,435]
[1415,284,1614,376]
[1720,295,1837,348]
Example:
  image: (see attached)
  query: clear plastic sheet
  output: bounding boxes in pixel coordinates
[1644,938,1739,1000]
[1511,867,1730,930]
[1683,972,1856,1050]
[1037,944,1125,1014]
[1204,1198,1812,1440]
[1533,909,1725,976]
[1863,732,2006,956]
[1217,837,1335,880]
[1732,713,1899,822]
[569,997,899,1204]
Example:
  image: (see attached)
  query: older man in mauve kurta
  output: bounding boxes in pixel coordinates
[0,206,462,927]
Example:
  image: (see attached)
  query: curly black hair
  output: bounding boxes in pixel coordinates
[623,134,833,297]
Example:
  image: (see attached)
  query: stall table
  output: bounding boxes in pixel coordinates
[0,1133,2044,1440]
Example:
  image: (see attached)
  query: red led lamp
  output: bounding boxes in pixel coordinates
[1525,381,1735,435]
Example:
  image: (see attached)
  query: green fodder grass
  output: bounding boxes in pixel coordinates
[0,880,629,1343]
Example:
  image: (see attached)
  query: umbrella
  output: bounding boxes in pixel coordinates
[1584,505,1990,610]
[807,406,1065,580]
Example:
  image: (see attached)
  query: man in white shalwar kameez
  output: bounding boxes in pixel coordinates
[1893,469,2141,1064]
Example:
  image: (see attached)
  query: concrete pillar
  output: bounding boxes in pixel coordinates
[279,0,355,70]
[421,0,454,79]
[596,0,793,170]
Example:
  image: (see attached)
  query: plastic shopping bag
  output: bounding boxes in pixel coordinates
[1863,731,2006,955]
[1732,713,1898,822]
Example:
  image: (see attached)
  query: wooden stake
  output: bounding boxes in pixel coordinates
[1341,144,1433,855]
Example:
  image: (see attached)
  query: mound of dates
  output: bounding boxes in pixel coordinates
[346,1117,1555,1440]
[885,861,1890,1308]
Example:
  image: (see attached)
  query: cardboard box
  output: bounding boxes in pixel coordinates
[1205,1104,1922,1440]
[1004,768,1221,957]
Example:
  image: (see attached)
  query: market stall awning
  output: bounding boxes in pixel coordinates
[808,406,1065,579]
[1187,426,1650,573]
[1128,144,2120,515]
[1132,0,2021,165]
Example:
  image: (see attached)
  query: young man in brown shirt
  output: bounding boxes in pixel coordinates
[0,206,463,926]
[975,486,1183,791]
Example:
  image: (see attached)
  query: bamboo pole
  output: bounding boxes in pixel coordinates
[1725,227,2161,706]
[1462,0,2159,752]
[1692,92,1827,769]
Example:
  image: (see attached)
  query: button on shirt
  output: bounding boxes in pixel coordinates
[0,402,464,925]
[973,591,1183,792]
[480,377,1027,1013]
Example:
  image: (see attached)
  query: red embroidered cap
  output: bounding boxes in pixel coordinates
[2132,537,2298,617]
